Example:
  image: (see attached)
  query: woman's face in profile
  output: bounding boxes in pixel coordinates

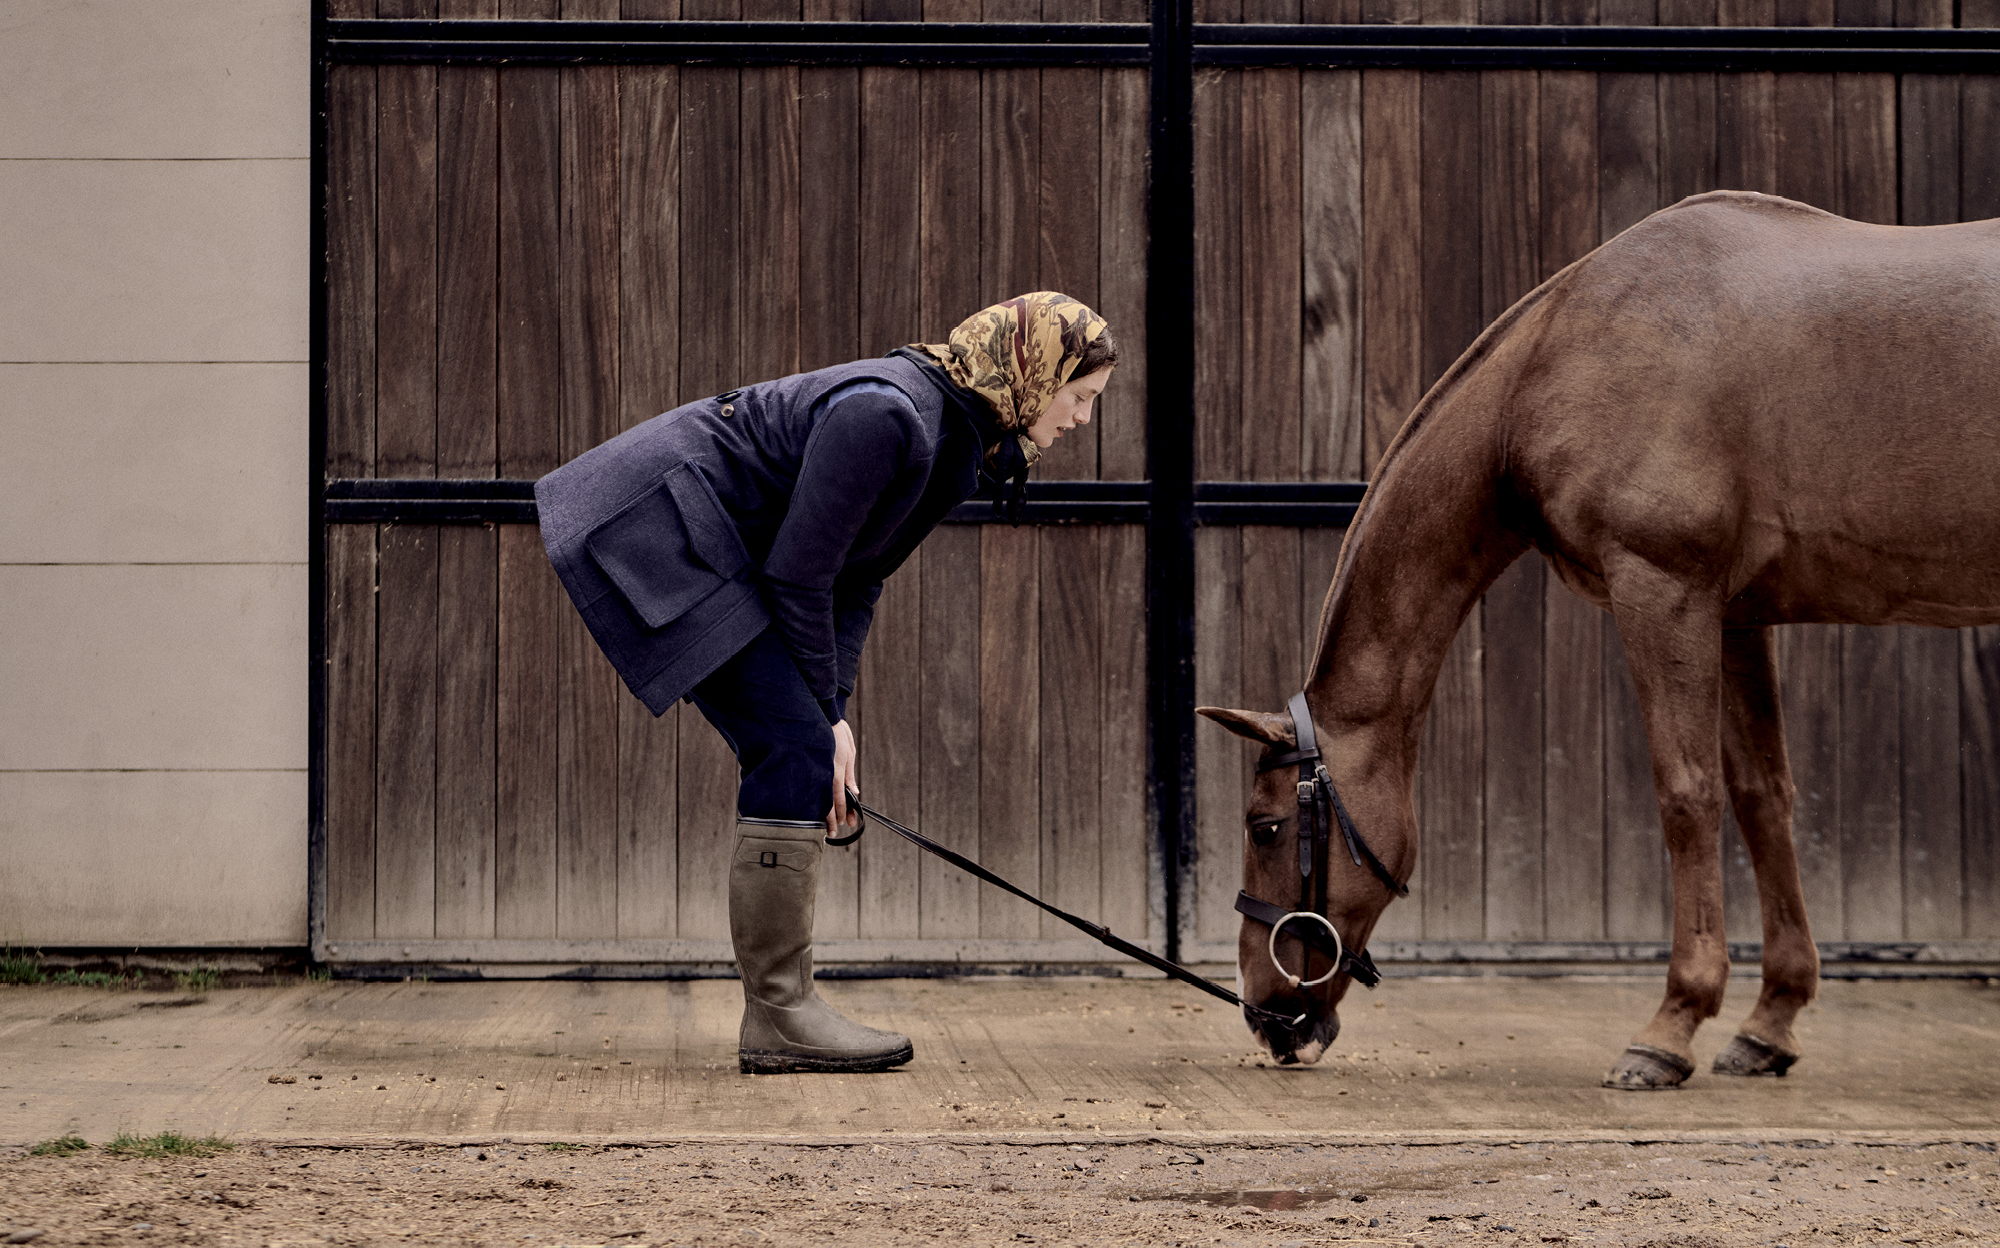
[1024,366,1113,450]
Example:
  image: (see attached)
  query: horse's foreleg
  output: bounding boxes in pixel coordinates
[1712,626,1816,1076]
[1602,557,1729,1091]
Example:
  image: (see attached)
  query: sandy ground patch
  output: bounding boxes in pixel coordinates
[6,977,1998,1144]
[2,1136,1996,1247]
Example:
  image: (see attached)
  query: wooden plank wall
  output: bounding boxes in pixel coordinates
[324,0,1155,955]
[1191,2,2000,954]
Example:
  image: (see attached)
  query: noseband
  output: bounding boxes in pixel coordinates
[1234,691,1409,995]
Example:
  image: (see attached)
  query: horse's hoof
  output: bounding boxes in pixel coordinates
[1711,1032,1799,1077]
[1602,1043,1694,1090]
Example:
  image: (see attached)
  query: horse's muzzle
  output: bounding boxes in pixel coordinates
[1247,1003,1340,1065]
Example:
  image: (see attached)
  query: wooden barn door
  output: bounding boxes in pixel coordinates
[1187,0,2000,962]
[320,1,1999,975]
[321,3,1160,970]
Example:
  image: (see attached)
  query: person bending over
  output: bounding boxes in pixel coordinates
[535,293,1118,1073]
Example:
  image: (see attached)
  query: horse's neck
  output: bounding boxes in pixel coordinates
[1305,404,1524,772]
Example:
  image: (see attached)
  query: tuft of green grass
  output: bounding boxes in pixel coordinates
[102,1131,234,1160]
[28,1133,90,1157]
[1,946,46,985]
[173,967,222,994]
[50,969,139,989]
[543,1142,583,1152]
[305,967,333,984]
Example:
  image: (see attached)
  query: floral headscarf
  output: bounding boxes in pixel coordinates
[912,292,1111,469]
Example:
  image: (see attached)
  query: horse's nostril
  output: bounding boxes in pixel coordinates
[1261,1024,1307,1056]
[1251,1005,1338,1066]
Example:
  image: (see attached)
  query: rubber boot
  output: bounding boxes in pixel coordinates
[730,818,914,1074]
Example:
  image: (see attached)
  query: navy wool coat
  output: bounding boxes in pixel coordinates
[535,352,994,720]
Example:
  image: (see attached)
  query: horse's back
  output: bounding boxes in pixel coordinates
[1510,191,2000,627]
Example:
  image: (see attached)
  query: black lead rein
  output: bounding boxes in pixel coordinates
[842,794,1314,1029]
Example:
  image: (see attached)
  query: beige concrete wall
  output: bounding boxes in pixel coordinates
[0,0,310,946]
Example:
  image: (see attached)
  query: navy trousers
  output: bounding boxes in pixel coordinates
[687,628,835,823]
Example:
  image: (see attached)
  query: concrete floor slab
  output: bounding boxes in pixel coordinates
[2,975,1997,1147]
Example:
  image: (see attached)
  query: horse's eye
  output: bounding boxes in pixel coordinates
[1248,821,1280,846]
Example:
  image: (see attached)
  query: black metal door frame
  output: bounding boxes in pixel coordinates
[307,6,2000,963]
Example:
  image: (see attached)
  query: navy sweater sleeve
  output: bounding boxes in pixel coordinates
[762,386,921,719]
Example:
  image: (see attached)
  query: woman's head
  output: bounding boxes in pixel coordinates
[1025,360,1114,450]
[915,292,1117,456]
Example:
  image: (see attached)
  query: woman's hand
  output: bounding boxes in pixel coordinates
[828,719,859,837]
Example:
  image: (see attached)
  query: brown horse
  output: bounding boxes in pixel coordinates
[1199,190,2000,1088]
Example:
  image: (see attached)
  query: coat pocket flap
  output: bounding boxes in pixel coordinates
[663,462,750,579]
[734,842,814,871]
[584,484,722,630]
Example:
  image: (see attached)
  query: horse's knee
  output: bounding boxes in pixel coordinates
[1656,767,1727,852]
[737,719,836,822]
[1730,770,1796,838]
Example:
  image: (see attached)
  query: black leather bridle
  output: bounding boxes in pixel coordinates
[828,692,1405,1031]
[1232,692,1408,993]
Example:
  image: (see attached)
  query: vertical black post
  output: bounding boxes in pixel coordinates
[1146,0,1196,963]
[306,0,331,963]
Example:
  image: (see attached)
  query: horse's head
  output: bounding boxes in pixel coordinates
[1196,703,1406,1066]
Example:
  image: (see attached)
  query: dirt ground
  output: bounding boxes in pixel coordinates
[9,976,2000,1142]
[3,1135,1996,1248]
[5,974,1997,1246]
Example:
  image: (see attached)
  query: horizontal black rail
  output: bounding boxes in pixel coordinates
[1197,43,2000,71]
[325,18,1997,69]
[1193,480,1364,527]
[328,478,539,498]
[946,480,1152,525]
[1194,21,2000,69]
[331,42,1149,67]
[325,477,532,523]
[322,478,1156,525]
[323,478,1366,526]
[329,19,1148,43]
[1196,23,2000,47]
[328,19,1149,66]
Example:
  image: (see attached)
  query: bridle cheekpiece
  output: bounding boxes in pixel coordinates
[1234,691,1409,996]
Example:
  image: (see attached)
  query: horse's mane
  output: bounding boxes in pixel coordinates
[1307,246,1584,680]
[1308,191,1836,677]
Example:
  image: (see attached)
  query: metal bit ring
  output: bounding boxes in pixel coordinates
[1267,910,1343,990]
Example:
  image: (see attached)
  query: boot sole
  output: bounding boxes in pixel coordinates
[739,1043,915,1075]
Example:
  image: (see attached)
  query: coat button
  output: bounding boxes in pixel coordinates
[721,403,735,418]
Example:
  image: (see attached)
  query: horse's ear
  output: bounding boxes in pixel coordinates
[1195,707,1295,747]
